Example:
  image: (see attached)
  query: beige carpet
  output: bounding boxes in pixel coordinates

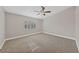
[0,33,78,53]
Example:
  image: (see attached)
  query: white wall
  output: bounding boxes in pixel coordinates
[5,13,43,39]
[0,7,5,48]
[43,7,75,39]
[75,7,79,50]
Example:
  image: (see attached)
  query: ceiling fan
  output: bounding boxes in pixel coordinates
[35,6,51,16]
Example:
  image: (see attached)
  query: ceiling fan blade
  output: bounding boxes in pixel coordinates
[44,11,51,13]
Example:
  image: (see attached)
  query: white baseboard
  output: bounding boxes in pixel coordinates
[6,32,42,41]
[6,32,75,41]
[44,32,75,40]
[0,39,6,49]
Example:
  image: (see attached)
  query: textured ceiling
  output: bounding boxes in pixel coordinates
[3,6,71,19]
